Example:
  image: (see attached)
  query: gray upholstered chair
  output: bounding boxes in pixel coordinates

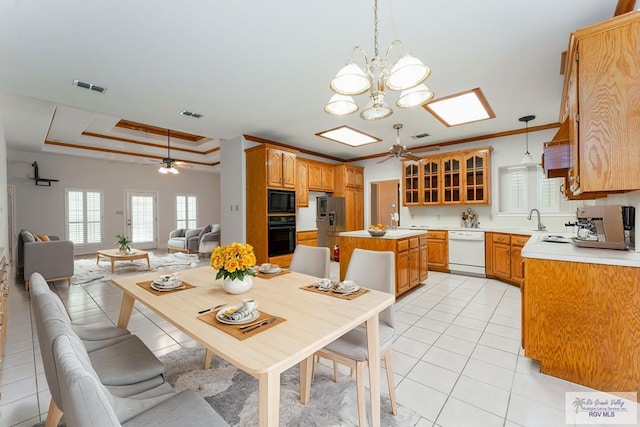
[53,333,229,427]
[18,229,74,290]
[289,245,331,278]
[31,273,166,427]
[314,249,398,426]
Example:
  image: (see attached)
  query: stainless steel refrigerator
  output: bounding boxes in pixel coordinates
[316,196,345,249]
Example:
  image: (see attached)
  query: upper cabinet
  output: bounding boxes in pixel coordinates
[402,147,492,206]
[308,160,335,192]
[559,12,640,197]
[295,158,309,207]
[333,164,364,231]
[266,148,296,189]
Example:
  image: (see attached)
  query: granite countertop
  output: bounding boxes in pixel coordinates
[522,231,640,267]
[339,229,427,239]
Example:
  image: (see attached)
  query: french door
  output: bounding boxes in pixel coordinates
[125,191,157,250]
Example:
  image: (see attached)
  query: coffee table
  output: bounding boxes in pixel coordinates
[96,248,150,273]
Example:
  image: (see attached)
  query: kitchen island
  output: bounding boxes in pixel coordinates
[521,232,640,400]
[339,229,428,296]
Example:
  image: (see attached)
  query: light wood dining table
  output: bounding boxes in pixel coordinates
[111,266,395,427]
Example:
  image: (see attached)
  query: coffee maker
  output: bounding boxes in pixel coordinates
[574,205,635,250]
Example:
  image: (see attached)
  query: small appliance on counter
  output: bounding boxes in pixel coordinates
[574,205,635,250]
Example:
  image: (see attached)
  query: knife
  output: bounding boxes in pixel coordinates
[198,303,226,314]
[241,317,277,334]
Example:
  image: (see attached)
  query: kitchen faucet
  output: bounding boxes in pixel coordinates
[527,208,546,231]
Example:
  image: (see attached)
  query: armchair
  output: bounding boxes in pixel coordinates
[18,229,74,291]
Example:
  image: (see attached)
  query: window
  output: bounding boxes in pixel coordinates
[65,189,103,245]
[176,194,197,229]
[498,166,576,214]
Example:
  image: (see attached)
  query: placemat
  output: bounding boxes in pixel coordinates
[255,269,291,279]
[136,280,196,296]
[301,283,370,300]
[198,310,286,340]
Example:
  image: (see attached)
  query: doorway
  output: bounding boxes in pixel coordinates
[370,179,400,227]
[125,191,157,249]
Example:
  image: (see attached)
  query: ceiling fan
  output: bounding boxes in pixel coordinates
[155,129,191,174]
[377,124,439,163]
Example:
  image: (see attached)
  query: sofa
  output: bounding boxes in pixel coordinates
[167,224,220,256]
[18,229,74,290]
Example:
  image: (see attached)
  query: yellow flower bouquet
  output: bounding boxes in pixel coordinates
[210,242,257,281]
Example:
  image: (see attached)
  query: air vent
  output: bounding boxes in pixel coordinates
[180,110,203,119]
[411,132,431,139]
[73,79,106,93]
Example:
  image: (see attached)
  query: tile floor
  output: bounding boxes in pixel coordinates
[1,255,638,426]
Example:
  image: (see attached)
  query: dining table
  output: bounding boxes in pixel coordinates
[111,265,396,427]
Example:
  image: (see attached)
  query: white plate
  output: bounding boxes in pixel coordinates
[150,282,184,292]
[259,265,281,274]
[216,306,260,325]
[333,284,361,295]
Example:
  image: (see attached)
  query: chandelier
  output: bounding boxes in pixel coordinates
[324,0,434,120]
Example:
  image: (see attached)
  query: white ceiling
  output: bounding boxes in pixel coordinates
[0,0,623,170]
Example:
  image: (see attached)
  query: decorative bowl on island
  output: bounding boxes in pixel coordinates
[368,224,387,237]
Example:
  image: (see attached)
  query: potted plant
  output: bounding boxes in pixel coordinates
[210,242,256,294]
[115,234,132,254]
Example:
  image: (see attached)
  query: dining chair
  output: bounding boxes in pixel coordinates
[288,244,331,278]
[314,248,397,426]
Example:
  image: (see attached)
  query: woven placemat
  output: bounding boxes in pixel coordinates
[198,310,286,340]
[300,283,370,300]
[136,280,196,296]
[255,269,291,279]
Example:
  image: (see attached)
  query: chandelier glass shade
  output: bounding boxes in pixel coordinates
[158,164,179,174]
[325,0,433,120]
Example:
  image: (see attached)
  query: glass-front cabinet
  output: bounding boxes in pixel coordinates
[421,159,440,205]
[464,151,488,204]
[402,147,492,206]
[441,156,462,204]
[403,161,421,205]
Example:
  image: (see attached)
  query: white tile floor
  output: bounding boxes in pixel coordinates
[1,256,638,426]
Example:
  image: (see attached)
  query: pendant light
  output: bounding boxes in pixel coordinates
[519,115,537,167]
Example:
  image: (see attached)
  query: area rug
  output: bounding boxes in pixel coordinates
[31,347,420,427]
[71,252,203,285]
[160,347,420,427]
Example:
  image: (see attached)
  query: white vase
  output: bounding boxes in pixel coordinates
[222,275,253,294]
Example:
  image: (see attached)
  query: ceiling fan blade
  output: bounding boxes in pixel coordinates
[174,161,192,168]
[376,155,394,164]
[402,153,422,161]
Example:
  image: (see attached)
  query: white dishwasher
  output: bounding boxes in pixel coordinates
[448,230,486,277]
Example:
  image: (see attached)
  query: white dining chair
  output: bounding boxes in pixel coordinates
[289,245,331,278]
[314,248,397,426]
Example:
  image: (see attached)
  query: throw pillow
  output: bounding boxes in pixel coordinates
[21,230,36,243]
[36,234,51,242]
[199,224,212,239]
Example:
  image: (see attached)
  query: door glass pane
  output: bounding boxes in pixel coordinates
[131,195,154,242]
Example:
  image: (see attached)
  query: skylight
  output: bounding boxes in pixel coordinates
[315,125,381,147]
[423,88,495,127]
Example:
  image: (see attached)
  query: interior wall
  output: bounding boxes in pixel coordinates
[7,150,220,255]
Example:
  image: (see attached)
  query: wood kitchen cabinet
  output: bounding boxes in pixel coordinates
[339,232,427,296]
[308,160,335,192]
[402,147,491,206]
[333,164,364,232]
[295,159,309,207]
[486,233,529,286]
[245,144,298,264]
[266,147,296,189]
[296,230,318,247]
[523,257,640,395]
[426,230,448,272]
[560,12,640,197]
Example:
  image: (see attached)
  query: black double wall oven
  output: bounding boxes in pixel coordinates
[267,190,296,257]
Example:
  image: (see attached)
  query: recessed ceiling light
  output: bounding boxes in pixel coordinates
[180,110,203,118]
[315,125,381,147]
[73,79,106,93]
[423,88,495,127]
